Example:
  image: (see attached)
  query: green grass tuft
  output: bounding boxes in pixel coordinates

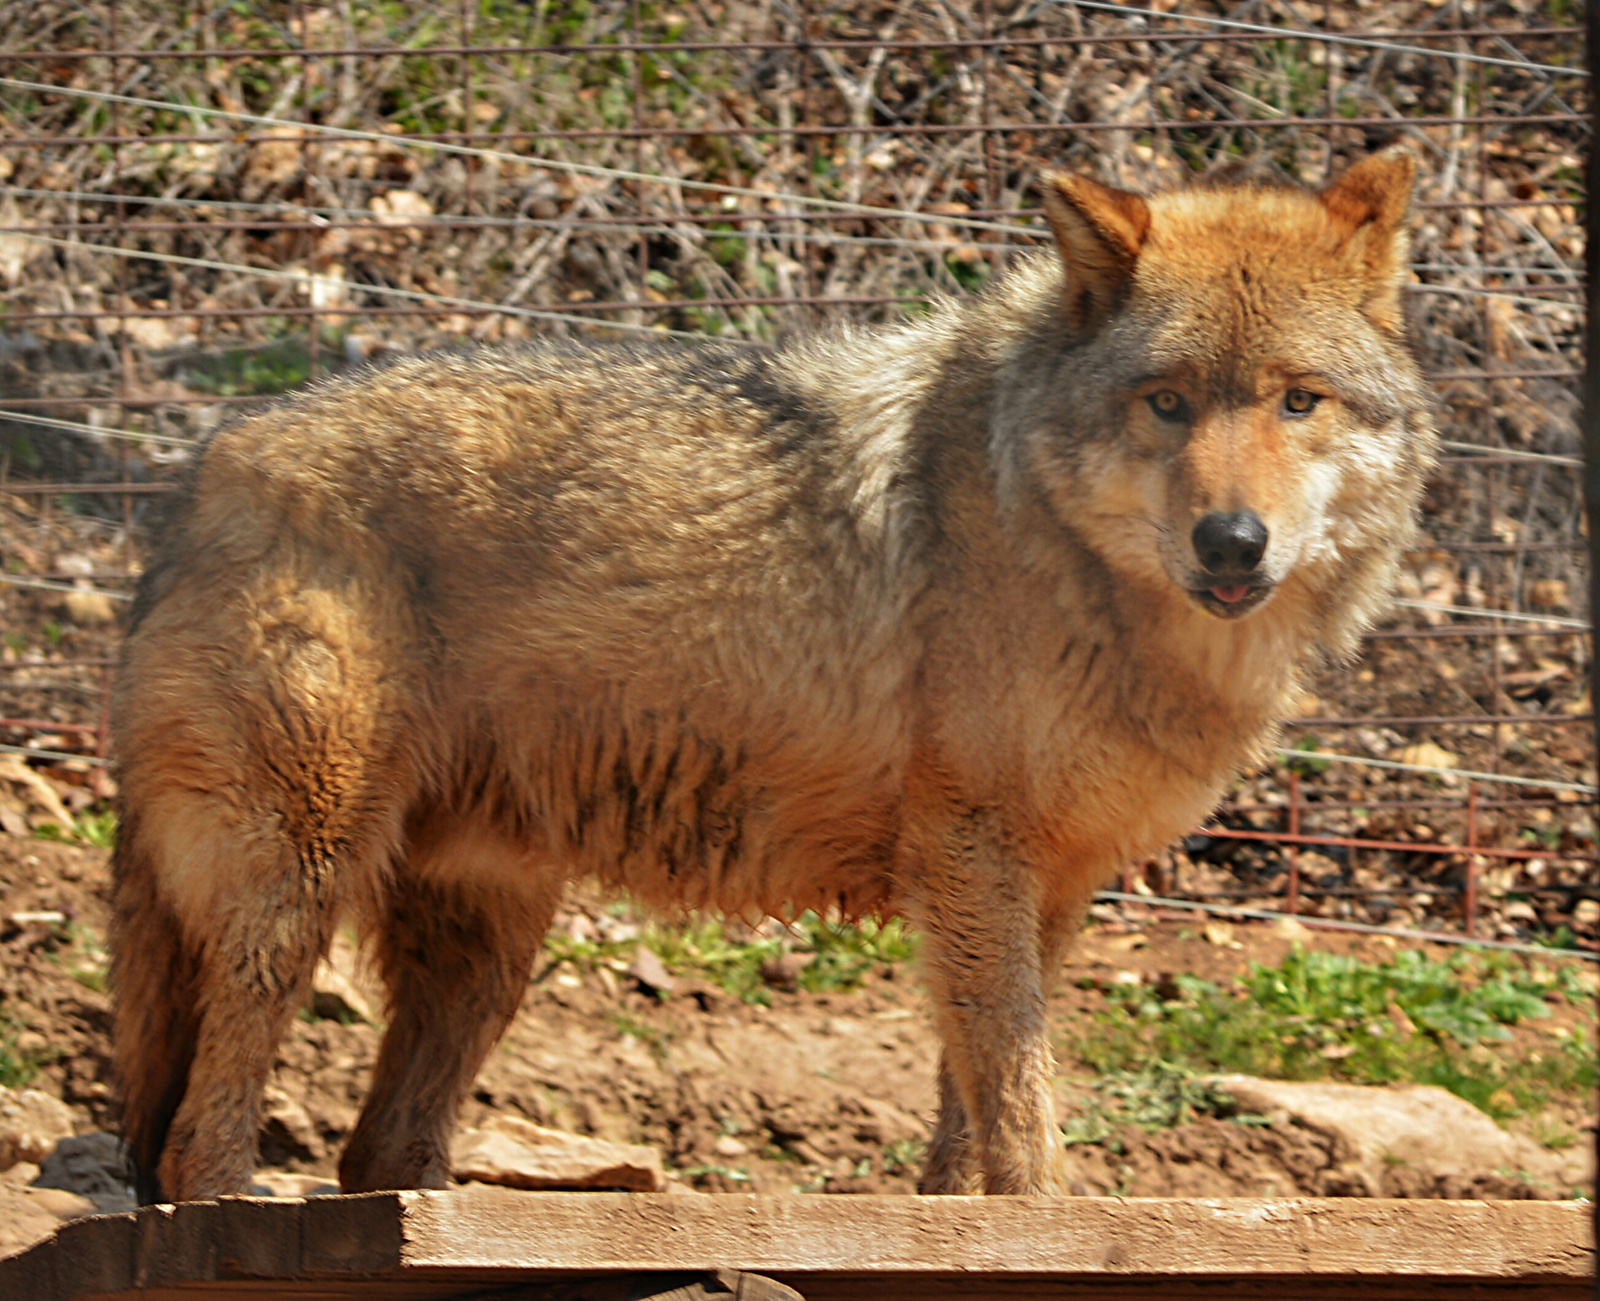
[1062,1060,1265,1147]
[0,1015,42,1089]
[545,909,918,1006]
[34,807,118,850]
[1072,946,1596,1121]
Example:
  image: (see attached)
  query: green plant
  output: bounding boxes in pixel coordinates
[34,807,117,850]
[547,909,917,1006]
[679,1162,750,1183]
[184,336,315,398]
[1062,1061,1262,1146]
[64,922,110,992]
[1284,735,1331,776]
[1533,1115,1580,1151]
[798,914,917,993]
[1073,947,1597,1121]
[608,1011,671,1061]
[881,1138,925,1174]
[0,1016,41,1089]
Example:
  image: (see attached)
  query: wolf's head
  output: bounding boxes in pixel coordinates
[991,148,1436,651]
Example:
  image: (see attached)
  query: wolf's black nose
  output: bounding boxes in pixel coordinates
[1192,511,1268,576]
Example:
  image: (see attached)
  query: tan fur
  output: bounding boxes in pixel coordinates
[110,150,1435,1201]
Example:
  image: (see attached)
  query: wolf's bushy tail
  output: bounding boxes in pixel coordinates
[110,821,200,1205]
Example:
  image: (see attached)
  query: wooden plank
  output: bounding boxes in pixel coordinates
[0,1192,1589,1301]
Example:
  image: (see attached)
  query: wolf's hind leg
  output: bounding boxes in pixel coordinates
[115,589,408,1201]
[111,833,202,1204]
[339,819,560,1193]
[114,792,350,1202]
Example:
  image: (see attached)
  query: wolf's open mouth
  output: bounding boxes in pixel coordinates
[1192,584,1273,618]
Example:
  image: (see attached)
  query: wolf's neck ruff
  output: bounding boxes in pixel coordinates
[110,152,1435,1203]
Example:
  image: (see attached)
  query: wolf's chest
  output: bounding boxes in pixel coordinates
[1025,620,1293,873]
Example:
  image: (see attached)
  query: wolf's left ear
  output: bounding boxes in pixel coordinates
[1319,146,1417,334]
[1042,173,1150,334]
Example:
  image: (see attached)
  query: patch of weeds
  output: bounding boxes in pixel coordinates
[540,930,635,974]
[1284,735,1331,777]
[2,429,40,472]
[76,807,117,849]
[644,917,777,1004]
[1533,925,1580,953]
[944,253,989,293]
[1074,946,1597,1121]
[608,1011,671,1062]
[183,336,314,397]
[34,807,117,850]
[1062,1061,1261,1146]
[58,921,109,993]
[548,909,918,1007]
[0,1015,42,1088]
[680,1162,750,1183]
[1533,1116,1581,1151]
[799,914,916,993]
[881,1138,925,1175]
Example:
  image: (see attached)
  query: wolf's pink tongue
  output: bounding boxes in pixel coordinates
[1211,585,1250,603]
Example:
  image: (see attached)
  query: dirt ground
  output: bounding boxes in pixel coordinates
[3,830,1593,1230]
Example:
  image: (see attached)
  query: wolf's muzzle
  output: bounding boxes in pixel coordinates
[1191,510,1271,617]
[1192,510,1268,579]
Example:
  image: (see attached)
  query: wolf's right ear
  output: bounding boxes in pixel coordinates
[1319,146,1417,334]
[1041,173,1150,334]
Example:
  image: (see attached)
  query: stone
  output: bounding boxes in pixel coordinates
[252,1170,342,1197]
[59,587,118,627]
[0,1185,63,1262]
[21,1185,97,1220]
[844,1096,925,1149]
[759,951,814,991]
[1395,742,1460,772]
[1528,579,1569,609]
[0,757,75,835]
[1210,1076,1591,1198]
[0,1160,40,1187]
[0,1087,75,1172]
[32,1131,136,1214]
[310,932,378,1025]
[453,1114,665,1192]
[629,946,677,998]
[260,1085,323,1162]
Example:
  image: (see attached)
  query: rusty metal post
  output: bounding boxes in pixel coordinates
[1286,770,1301,916]
[1463,782,1479,939]
[96,665,113,761]
[632,0,650,300]
[1581,0,1600,1258]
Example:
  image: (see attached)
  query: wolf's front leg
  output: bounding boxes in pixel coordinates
[913,813,1062,1195]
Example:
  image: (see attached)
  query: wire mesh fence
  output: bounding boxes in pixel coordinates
[0,0,1591,950]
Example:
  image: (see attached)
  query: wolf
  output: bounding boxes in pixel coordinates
[110,147,1434,1201]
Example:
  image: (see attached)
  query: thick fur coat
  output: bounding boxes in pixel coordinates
[111,148,1435,1200]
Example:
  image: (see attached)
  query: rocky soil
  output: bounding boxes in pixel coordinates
[1,831,1593,1262]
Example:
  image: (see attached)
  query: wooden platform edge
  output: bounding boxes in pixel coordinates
[0,1191,1591,1300]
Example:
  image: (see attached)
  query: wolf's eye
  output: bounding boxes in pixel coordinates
[1284,388,1322,417]
[1148,390,1189,422]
